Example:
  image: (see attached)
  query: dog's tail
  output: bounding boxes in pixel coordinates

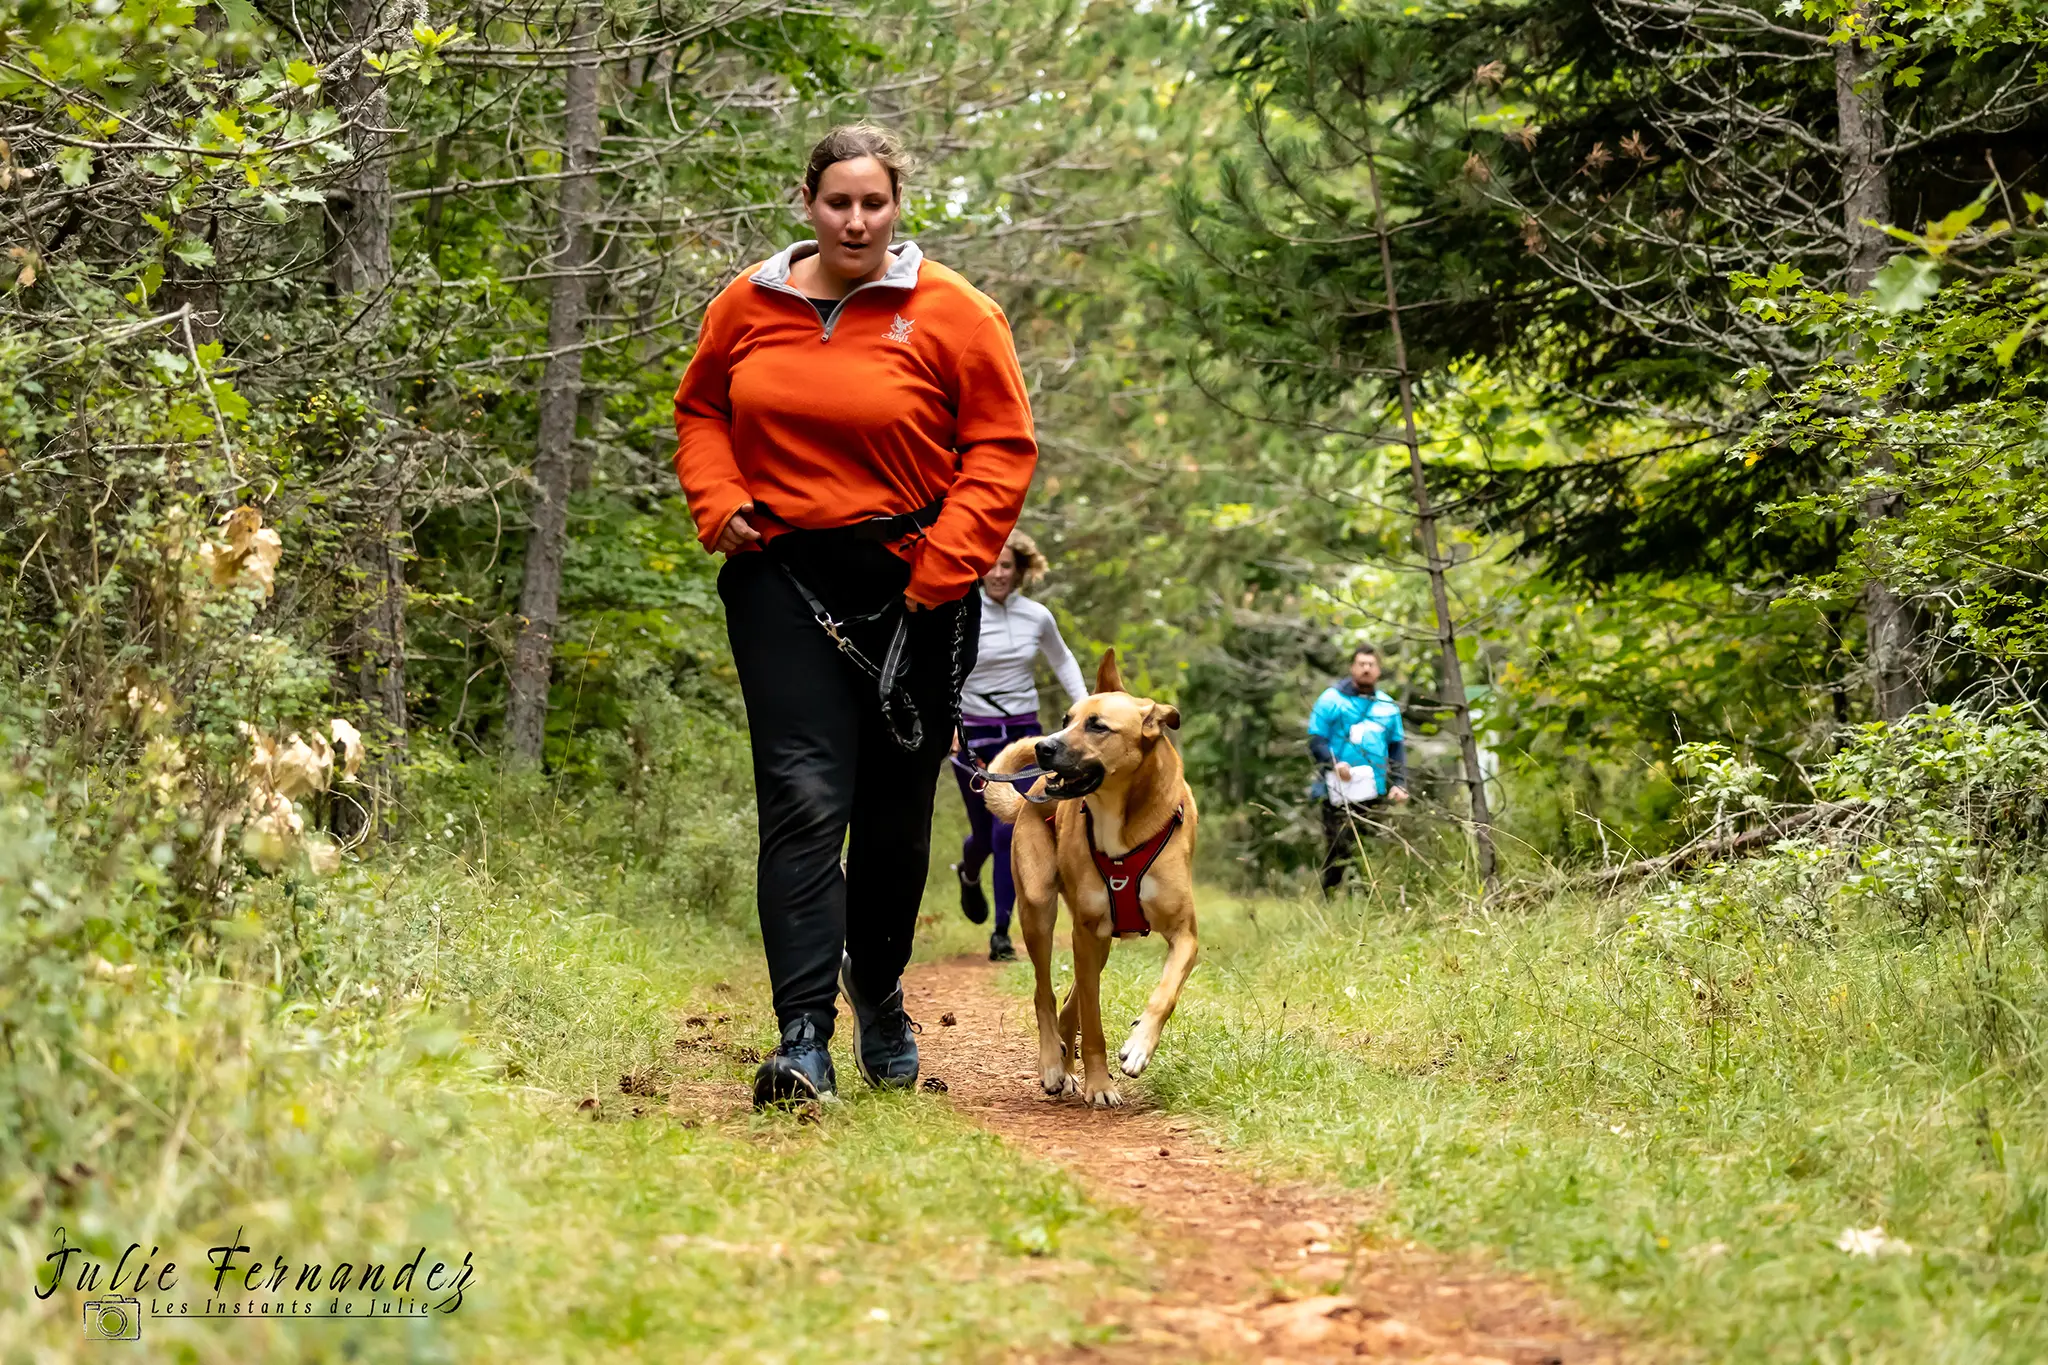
[979,738,1047,824]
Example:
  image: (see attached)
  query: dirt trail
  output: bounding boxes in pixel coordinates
[905,956,1624,1365]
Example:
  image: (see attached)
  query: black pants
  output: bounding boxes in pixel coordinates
[1321,798,1385,893]
[719,532,978,1035]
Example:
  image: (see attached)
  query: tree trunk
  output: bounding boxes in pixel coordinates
[505,3,602,762]
[330,0,407,834]
[1836,6,1923,720]
[1363,149,1499,892]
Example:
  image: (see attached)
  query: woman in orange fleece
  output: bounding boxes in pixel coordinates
[675,124,1037,1108]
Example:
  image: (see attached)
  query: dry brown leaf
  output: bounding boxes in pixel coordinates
[245,727,280,783]
[272,732,333,799]
[222,505,263,553]
[15,262,33,289]
[1461,151,1492,185]
[1584,140,1612,172]
[1511,121,1542,150]
[198,540,230,587]
[201,508,283,597]
[330,717,365,779]
[240,527,282,596]
[1621,130,1658,163]
[1473,59,1506,88]
[242,789,304,870]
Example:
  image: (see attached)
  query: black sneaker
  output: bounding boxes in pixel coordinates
[838,953,919,1089]
[954,862,989,924]
[751,1017,837,1109]
[988,930,1016,962]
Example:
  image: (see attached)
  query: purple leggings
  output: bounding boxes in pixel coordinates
[953,713,1042,932]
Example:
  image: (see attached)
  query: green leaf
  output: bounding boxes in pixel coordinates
[213,0,261,30]
[171,237,215,267]
[1764,262,1803,291]
[1870,255,1940,314]
[55,146,93,187]
[1929,195,1987,240]
[285,59,321,88]
[210,380,251,423]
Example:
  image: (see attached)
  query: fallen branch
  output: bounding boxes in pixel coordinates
[1583,800,1866,889]
[1490,800,1870,908]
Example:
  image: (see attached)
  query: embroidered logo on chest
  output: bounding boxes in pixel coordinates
[885,313,915,343]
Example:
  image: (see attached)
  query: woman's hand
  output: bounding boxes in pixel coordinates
[713,508,763,556]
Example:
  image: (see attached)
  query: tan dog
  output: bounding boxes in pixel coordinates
[979,650,1199,1107]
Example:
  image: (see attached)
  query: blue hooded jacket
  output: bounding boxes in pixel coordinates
[1307,678,1407,800]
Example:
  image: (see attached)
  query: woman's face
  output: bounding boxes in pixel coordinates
[803,156,900,285]
[983,548,1019,603]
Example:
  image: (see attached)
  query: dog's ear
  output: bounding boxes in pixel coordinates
[1094,649,1126,694]
[1142,702,1181,737]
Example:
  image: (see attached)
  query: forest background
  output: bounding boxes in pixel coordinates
[6,0,2048,1359]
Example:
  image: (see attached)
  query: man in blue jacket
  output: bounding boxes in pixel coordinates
[1307,645,1409,894]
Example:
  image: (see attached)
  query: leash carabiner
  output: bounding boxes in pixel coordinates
[812,610,855,654]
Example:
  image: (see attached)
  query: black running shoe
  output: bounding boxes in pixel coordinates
[838,953,919,1089]
[988,929,1016,962]
[954,862,990,924]
[751,1017,837,1109]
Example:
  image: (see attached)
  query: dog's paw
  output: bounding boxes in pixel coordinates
[1039,1064,1070,1096]
[1117,1033,1154,1077]
[1085,1082,1123,1108]
[1061,1071,1082,1097]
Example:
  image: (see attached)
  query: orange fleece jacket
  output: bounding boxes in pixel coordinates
[673,243,1038,606]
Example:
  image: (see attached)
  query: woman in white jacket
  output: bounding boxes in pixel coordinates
[951,529,1088,960]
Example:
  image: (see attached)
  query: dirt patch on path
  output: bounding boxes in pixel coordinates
[906,955,1625,1365]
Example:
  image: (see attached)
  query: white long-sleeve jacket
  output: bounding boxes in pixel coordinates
[960,590,1088,717]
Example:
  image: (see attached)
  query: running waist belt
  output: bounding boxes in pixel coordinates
[752,496,946,543]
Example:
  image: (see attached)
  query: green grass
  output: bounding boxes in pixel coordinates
[1050,878,2048,1364]
[4,811,1149,1363]
[21,758,2047,1364]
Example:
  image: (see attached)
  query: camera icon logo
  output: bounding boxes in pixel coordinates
[83,1296,141,1341]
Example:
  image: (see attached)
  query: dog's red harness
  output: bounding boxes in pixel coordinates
[1083,804,1185,937]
